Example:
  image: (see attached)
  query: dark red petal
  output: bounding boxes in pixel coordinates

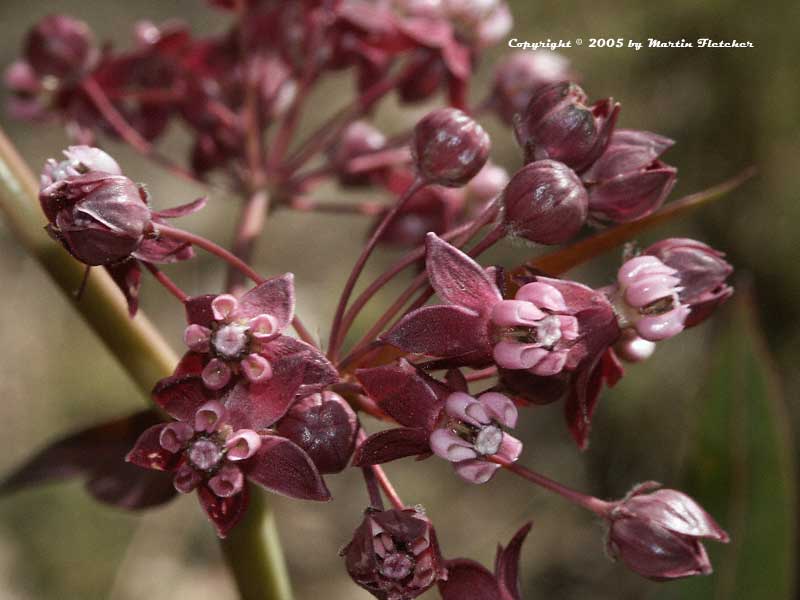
[495,523,532,600]
[382,305,491,361]
[242,436,330,501]
[125,424,179,471]
[174,351,206,377]
[261,336,339,397]
[425,233,502,312]
[356,360,443,429]
[197,483,250,538]
[1,410,177,511]
[225,356,305,431]
[152,375,213,421]
[151,196,207,219]
[438,559,501,600]
[184,294,216,327]
[352,428,431,466]
[237,273,295,328]
[133,234,193,264]
[105,260,141,316]
[86,462,177,509]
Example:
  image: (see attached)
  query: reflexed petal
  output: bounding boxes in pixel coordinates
[105,260,141,316]
[383,305,491,360]
[242,436,330,501]
[356,360,443,429]
[225,355,305,431]
[184,294,216,327]
[495,523,533,600]
[353,428,432,466]
[197,483,250,538]
[237,273,295,328]
[425,233,502,312]
[439,559,500,600]
[151,196,207,219]
[152,375,213,421]
[126,424,179,471]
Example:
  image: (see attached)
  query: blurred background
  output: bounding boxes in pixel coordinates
[0,0,798,598]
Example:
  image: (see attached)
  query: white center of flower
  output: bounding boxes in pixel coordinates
[474,424,503,456]
[188,439,223,471]
[536,315,562,348]
[212,323,249,359]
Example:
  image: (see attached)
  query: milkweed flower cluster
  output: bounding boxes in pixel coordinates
[2,1,741,597]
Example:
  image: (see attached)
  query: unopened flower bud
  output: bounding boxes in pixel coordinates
[606,483,729,580]
[502,159,588,244]
[514,82,620,172]
[276,391,358,474]
[39,152,152,265]
[342,507,446,599]
[24,15,94,79]
[644,238,734,327]
[412,108,490,187]
[330,121,388,187]
[582,130,677,223]
[491,51,574,124]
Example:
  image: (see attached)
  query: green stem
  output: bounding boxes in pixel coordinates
[221,491,294,600]
[0,127,293,600]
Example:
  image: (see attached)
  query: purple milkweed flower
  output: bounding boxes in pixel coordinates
[430,391,522,484]
[644,238,734,327]
[127,376,331,537]
[605,482,729,580]
[491,50,574,125]
[610,255,690,341]
[514,81,620,172]
[180,275,338,396]
[582,129,677,224]
[491,281,582,376]
[342,507,447,599]
[412,108,490,187]
[439,522,532,600]
[502,159,588,245]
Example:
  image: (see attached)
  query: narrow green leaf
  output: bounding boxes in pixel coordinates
[652,294,796,599]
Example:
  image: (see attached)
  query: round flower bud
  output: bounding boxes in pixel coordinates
[276,391,358,474]
[491,51,573,124]
[514,81,620,172]
[502,159,588,244]
[39,159,151,265]
[606,483,729,581]
[412,108,490,187]
[24,15,94,79]
[329,121,388,187]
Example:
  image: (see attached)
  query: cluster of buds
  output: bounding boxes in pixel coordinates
[2,1,744,598]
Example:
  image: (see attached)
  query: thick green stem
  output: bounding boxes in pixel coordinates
[221,491,294,600]
[0,128,293,600]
